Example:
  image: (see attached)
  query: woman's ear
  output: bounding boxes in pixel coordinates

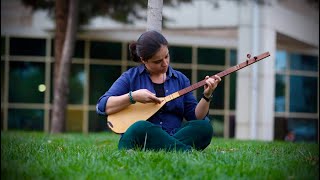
[141,57,146,63]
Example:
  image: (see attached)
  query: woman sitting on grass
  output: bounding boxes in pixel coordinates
[96,30,221,151]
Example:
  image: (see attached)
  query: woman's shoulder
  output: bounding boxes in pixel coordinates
[122,64,143,76]
[170,68,189,80]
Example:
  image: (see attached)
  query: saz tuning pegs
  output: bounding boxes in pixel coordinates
[246,53,251,65]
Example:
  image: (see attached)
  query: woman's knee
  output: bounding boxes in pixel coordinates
[201,120,213,136]
[118,121,154,150]
[191,120,213,137]
[125,120,154,136]
[131,120,153,128]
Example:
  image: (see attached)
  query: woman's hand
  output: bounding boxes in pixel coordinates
[132,89,162,104]
[203,75,221,97]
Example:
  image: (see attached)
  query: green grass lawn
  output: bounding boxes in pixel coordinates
[1,131,319,180]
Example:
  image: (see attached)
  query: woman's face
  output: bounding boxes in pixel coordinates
[143,45,170,75]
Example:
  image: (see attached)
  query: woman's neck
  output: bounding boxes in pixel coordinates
[150,73,166,84]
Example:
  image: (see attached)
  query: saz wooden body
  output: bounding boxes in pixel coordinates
[107,98,166,134]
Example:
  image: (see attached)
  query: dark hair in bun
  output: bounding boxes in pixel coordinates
[128,42,140,62]
[128,30,168,62]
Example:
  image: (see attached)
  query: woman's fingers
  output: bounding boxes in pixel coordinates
[149,95,162,104]
[203,75,221,96]
[134,89,162,104]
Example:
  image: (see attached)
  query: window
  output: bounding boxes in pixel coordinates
[10,37,46,56]
[290,54,318,72]
[230,49,237,66]
[287,118,318,142]
[8,109,44,131]
[66,109,83,132]
[274,50,318,142]
[9,62,45,103]
[89,65,122,104]
[169,46,192,63]
[175,68,192,82]
[50,64,85,104]
[69,64,85,104]
[209,115,224,137]
[229,49,237,110]
[275,75,286,112]
[51,39,85,59]
[289,76,317,113]
[198,48,225,65]
[90,41,122,60]
[274,117,318,143]
[275,51,318,113]
[275,51,287,71]
[229,115,236,138]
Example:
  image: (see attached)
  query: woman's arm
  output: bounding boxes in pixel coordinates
[105,93,132,115]
[195,97,211,120]
[106,89,162,115]
[195,75,221,119]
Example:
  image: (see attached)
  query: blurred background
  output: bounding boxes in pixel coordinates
[1,0,319,143]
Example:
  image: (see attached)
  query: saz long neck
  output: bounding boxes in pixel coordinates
[163,51,270,103]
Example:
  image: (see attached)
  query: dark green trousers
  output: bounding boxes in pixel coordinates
[118,119,213,152]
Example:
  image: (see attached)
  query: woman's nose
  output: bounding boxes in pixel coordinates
[162,59,169,66]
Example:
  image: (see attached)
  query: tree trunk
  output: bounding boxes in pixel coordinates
[147,0,163,32]
[54,0,68,89]
[51,0,79,133]
[52,0,68,132]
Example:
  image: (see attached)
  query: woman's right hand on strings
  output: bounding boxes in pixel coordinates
[132,89,162,104]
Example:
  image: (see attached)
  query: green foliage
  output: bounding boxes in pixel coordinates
[21,0,192,26]
[2,131,319,179]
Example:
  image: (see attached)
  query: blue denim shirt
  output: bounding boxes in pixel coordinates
[96,64,202,135]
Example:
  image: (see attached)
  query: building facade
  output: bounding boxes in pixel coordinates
[1,0,319,142]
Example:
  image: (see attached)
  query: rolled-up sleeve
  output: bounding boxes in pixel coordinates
[96,73,130,116]
[96,97,108,115]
